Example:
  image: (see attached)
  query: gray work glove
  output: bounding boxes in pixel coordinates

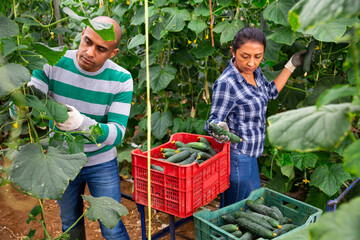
[285,50,307,72]
[211,121,230,143]
[56,105,84,131]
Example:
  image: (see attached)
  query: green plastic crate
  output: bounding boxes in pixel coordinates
[193,188,322,239]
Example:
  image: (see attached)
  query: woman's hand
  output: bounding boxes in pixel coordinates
[285,50,307,72]
[211,121,230,143]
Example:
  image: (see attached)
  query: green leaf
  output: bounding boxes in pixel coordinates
[189,41,215,59]
[289,0,360,32]
[15,17,41,26]
[267,26,302,45]
[277,225,309,240]
[33,43,68,66]
[26,205,42,224]
[112,5,128,18]
[303,17,359,42]
[310,163,351,196]
[66,135,89,154]
[127,34,145,49]
[83,195,129,229]
[265,174,292,193]
[2,39,28,57]
[150,15,167,40]
[316,84,357,108]
[220,20,244,44]
[267,103,360,151]
[264,39,282,61]
[281,165,295,180]
[309,197,360,240]
[188,19,207,35]
[194,3,210,17]
[63,7,115,41]
[291,152,318,170]
[20,50,47,71]
[305,187,331,212]
[263,0,295,26]
[11,143,88,199]
[343,140,360,177]
[139,65,177,92]
[0,16,19,39]
[151,111,173,139]
[213,21,229,33]
[131,6,155,25]
[0,63,31,98]
[129,103,145,118]
[252,0,268,8]
[218,0,232,7]
[162,7,191,32]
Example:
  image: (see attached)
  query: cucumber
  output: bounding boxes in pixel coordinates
[175,141,187,148]
[150,164,164,172]
[161,148,176,153]
[197,151,213,160]
[209,122,242,143]
[198,137,217,156]
[239,232,253,240]
[233,211,274,230]
[177,147,200,154]
[246,200,280,220]
[279,216,291,225]
[270,206,283,219]
[232,230,243,238]
[163,151,176,158]
[254,197,265,205]
[165,150,191,163]
[220,224,238,233]
[178,153,197,165]
[236,218,276,239]
[273,224,297,236]
[186,142,210,151]
[302,40,315,73]
[248,212,280,228]
[222,214,236,224]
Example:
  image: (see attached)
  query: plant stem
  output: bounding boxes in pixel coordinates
[285,85,307,93]
[348,130,357,142]
[21,15,70,28]
[54,212,87,240]
[9,183,32,196]
[39,199,52,240]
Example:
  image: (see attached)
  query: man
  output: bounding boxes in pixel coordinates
[29,16,132,239]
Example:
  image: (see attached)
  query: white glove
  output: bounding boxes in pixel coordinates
[211,121,230,143]
[56,105,84,131]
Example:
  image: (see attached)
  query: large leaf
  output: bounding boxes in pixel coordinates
[139,65,177,92]
[11,143,88,199]
[151,111,173,139]
[33,43,68,66]
[194,3,210,17]
[63,7,115,41]
[316,84,357,108]
[127,34,145,49]
[289,0,360,32]
[189,41,215,59]
[263,0,295,26]
[310,163,351,196]
[20,50,48,71]
[83,195,129,229]
[267,103,360,151]
[309,197,360,240]
[188,19,207,35]
[267,26,301,45]
[343,140,360,177]
[0,16,19,39]
[131,6,155,26]
[264,39,282,61]
[303,17,359,42]
[221,20,244,44]
[305,187,331,212]
[278,225,310,240]
[291,152,318,170]
[162,7,191,32]
[0,63,31,98]
[15,17,41,26]
[150,14,167,40]
[2,39,28,57]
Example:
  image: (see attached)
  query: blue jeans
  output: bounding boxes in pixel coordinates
[224,150,261,206]
[58,158,130,240]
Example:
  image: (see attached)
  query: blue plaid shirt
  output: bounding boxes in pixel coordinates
[206,59,278,157]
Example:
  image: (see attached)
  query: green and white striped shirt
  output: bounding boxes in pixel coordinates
[30,50,133,166]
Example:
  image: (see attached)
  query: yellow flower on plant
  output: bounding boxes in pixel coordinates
[131,101,135,105]
[222,18,225,21]
[126,0,130,4]
[302,179,310,184]
[205,35,209,39]
[188,40,192,44]
[193,39,197,44]
[315,46,320,50]
[109,0,113,2]
[13,122,18,129]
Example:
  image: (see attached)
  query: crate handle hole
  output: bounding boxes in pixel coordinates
[282,200,298,211]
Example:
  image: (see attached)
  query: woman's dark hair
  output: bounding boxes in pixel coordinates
[232,27,266,52]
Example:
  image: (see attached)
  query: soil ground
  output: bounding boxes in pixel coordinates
[0,176,222,240]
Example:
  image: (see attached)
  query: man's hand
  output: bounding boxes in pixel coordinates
[211,121,230,143]
[285,50,307,72]
[56,105,84,131]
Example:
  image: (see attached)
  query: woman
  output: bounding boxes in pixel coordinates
[205,27,306,206]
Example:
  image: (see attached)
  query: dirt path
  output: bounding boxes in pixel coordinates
[0,177,221,240]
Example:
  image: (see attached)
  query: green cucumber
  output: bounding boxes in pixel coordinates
[279,216,291,225]
[233,211,274,230]
[163,151,176,158]
[238,232,253,240]
[246,200,280,220]
[198,137,217,156]
[236,218,276,239]
[273,224,297,236]
[302,40,315,73]
[222,214,236,224]
[209,122,242,143]
[220,224,238,233]
[161,148,176,153]
[197,151,213,160]
[270,206,283,219]
[232,230,243,238]
[254,197,265,205]
[165,150,191,163]
[186,142,210,151]
[177,147,200,154]
[178,153,197,165]
[248,212,280,228]
[175,141,187,148]
[150,164,164,172]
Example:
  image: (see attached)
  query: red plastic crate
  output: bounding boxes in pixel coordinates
[131,133,230,218]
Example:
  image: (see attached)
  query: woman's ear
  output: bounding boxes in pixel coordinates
[230,46,235,57]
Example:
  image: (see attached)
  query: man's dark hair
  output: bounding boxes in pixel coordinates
[232,27,266,52]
